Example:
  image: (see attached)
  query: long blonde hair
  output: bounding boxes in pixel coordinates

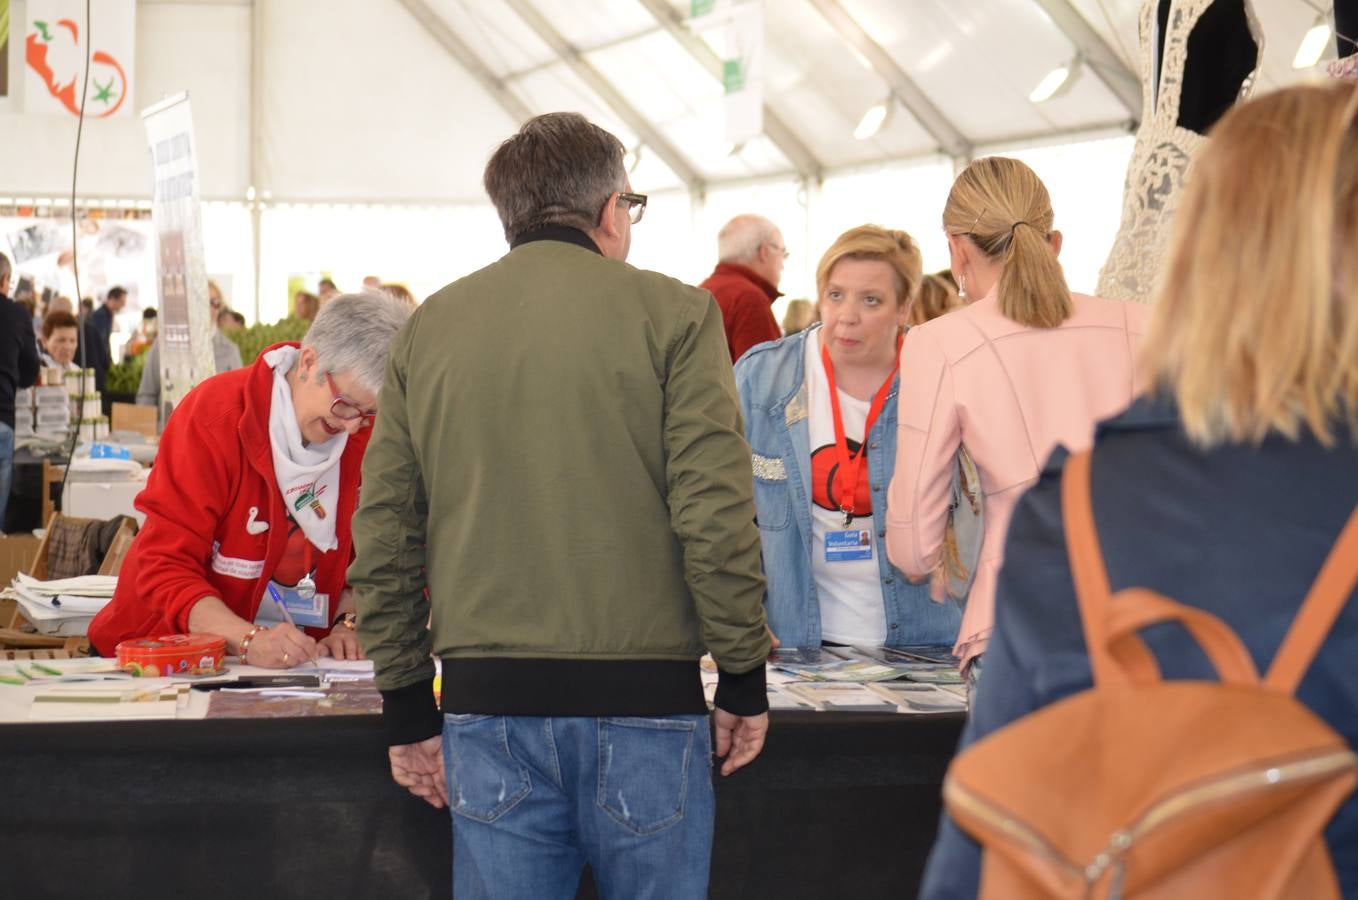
[1141,83,1358,447]
[942,157,1071,328]
[815,225,923,310]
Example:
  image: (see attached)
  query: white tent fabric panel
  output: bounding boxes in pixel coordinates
[586,30,795,180]
[837,0,1132,141]
[431,0,560,77]
[535,0,659,52]
[760,0,941,165]
[0,0,252,199]
[257,0,520,202]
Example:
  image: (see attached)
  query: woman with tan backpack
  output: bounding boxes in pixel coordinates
[921,83,1358,899]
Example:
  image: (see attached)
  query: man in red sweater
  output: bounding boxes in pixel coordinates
[699,214,786,362]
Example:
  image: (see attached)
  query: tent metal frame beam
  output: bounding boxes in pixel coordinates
[394,0,534,126]
[1030,0,1142,121]
[502,0,705,192]
[634,0,824,184]
[805,0,972,160]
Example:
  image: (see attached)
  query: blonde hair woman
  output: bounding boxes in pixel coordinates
[921,83,1358,900]
[909,273,962,327]
[780,298,817,335]
[734,225,960,650]
[886,157,1147,674]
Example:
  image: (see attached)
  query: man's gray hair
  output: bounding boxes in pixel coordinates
[0,252,11,288]
[302,291,411,394]
[483,112,627,245]
[717,214,779,264]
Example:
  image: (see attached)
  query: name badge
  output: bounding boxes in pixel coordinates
[825,529,873,563]
[257,581,330,628]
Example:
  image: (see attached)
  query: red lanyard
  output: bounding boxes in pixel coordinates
[820,338,901,525]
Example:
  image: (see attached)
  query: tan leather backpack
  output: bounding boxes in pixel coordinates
[942,451,1358,899]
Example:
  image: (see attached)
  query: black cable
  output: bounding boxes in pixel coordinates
[56,0,92,516]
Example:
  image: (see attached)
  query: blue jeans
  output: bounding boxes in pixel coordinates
[0,421,13,534]
[443,713,714,900]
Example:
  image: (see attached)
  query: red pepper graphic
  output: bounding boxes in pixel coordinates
[26,18,128,118]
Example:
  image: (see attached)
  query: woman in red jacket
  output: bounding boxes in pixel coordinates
[89,291,412,667]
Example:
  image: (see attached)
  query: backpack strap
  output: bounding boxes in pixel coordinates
[1063,451,1268,688]
[1061,451,1134,686]
[1264,504,1358,695]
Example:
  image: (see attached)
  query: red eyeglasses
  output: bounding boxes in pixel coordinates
[324,372,377,423]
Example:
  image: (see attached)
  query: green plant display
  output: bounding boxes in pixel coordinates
[225,317,311,364]
[106,353,146,396]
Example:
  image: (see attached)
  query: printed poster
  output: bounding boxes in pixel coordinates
[143,92,214,419]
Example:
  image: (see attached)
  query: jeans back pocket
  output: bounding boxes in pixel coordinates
[596,716,700,836]
[444,714,532,824]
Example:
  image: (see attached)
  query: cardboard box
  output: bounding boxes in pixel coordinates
[0,534,43,584]
[63,478,148,526]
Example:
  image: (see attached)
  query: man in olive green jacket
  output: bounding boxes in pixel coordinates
[350,112,770,898]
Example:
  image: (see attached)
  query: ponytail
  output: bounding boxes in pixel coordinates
[943,156,1072,329]
[998,222,1071,328]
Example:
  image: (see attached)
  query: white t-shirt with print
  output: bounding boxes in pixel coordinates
[804,330,887,646]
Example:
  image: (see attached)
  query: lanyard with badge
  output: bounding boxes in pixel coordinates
[260,520,328,628]
[820,339,900,562]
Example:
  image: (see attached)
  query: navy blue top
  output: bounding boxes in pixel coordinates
[921,395,1358,899]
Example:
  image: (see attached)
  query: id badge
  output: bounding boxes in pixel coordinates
[825,529,873,562]
[259,580,330,627]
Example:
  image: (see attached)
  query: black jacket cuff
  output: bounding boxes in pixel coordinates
[379,679,442,746]
[713,664,768,716]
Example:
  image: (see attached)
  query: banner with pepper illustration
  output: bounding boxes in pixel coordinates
[24,0,134,118]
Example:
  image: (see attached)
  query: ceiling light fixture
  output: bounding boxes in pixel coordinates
[1293,14,1333,69]
[854,99,891,141]
[1029,55,1082,104]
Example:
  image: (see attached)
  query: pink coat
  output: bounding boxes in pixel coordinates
[885,289,1147,664]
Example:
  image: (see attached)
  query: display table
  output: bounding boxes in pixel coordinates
[0,704,962,899]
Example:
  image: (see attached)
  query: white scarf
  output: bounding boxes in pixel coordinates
[264,346,345,552]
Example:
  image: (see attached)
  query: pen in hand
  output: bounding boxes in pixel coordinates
[265,583,320,670]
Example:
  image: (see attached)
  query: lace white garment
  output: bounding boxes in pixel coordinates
[1097,0,1263,304]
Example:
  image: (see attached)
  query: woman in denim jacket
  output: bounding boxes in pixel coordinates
[734,226,961,650]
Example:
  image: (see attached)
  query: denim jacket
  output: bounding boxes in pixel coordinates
[733,326,961,649]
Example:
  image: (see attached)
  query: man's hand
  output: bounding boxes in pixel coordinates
[766,626,782,654]
[713,707,769,776]
[389,735,447,809]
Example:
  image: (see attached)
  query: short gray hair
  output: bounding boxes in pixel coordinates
[717,214,779,264]
[0,252,10,287]
[483,112,626,245]
[302,291,411,394]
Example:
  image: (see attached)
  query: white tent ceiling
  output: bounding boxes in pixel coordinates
[0,0,1342,204]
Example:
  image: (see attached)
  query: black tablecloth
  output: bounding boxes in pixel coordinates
[0,711,962,899]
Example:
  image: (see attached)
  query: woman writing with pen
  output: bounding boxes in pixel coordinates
[88,292,412,668]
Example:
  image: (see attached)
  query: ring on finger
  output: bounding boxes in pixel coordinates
[283,650,291,663]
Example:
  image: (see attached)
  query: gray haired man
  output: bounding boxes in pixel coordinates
[699,214,788,362]
[351,112,772,898]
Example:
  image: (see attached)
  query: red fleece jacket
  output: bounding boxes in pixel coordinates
[88,343,370,655]
[699,262,782,363]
